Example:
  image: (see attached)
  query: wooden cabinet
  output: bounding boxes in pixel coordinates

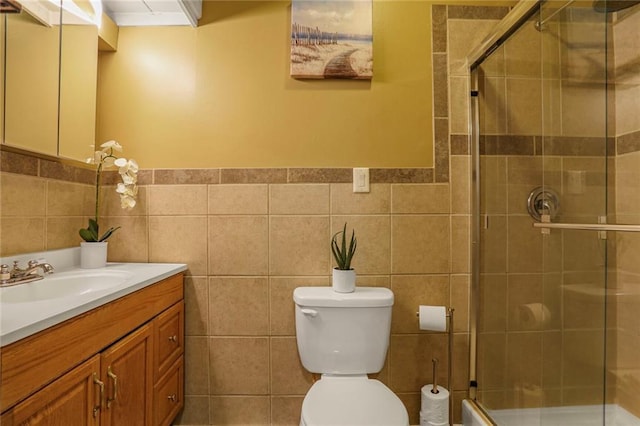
[101,324,154,426]
[0,356,101,426]
[0,273,184,426]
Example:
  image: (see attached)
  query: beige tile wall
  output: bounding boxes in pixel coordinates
[97,180,471,425]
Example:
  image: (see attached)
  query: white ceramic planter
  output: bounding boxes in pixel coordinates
[80,242,108,269]
[332,268,356,293]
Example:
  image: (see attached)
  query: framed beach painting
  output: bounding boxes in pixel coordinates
[290,0,373,79]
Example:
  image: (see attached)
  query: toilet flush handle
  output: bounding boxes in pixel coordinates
[301,308,318,317]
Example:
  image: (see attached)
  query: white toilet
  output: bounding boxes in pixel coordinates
[293,286,410,426]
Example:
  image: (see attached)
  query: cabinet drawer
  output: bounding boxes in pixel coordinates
[153,302,184,380]
[153,358,184,426]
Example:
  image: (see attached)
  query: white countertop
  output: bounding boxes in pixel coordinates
[0,249,187,347]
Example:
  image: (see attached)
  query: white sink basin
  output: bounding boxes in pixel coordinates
[1,270,133,304]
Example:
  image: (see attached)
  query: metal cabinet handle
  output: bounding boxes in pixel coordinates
[93,373,105,417]
[168,335,178,343]
[167,394,177,402]
[107,366,118,408]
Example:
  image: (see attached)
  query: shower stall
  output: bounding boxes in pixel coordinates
[466,0,640,424]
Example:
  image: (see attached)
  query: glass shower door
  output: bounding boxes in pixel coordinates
[474,2,610,423]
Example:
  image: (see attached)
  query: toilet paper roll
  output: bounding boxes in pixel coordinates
[518,303,551,329]
[420,384,449,426]
[418,305,447,332]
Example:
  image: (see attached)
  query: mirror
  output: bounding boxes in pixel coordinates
[2,6,61,157]
[2,1,99,162]
[58,4,99,161]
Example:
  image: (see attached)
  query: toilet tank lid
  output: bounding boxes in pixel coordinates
[293,287,394,308]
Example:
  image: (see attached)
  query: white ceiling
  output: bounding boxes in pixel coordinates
[101,0,201,27]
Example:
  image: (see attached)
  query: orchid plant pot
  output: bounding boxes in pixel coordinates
[80,242,108,269]
[332,268,356,293]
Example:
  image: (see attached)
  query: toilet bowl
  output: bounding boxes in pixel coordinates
[300,375,409,426]
[293,286,409,426]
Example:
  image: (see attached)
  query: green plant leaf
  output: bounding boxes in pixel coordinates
[331,222,357,270]
[79,228,98,242]
[98,226,121,242]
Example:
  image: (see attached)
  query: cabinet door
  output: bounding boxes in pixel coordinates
[154,301,184,381]
[0,355,101,426]
[101,323,154,426]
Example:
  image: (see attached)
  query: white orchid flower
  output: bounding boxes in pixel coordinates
[120,194,137,209]
[121,173,137,185]
[114,157,127,168]
[100,140,123,152]
[102,156,116,167]
[116,183,137,197]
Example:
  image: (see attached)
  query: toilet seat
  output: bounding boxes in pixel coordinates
[300,376,409,426]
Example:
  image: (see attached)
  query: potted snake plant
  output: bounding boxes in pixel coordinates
[331,223,357,293]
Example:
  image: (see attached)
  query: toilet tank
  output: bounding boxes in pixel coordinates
[293,286,394,375]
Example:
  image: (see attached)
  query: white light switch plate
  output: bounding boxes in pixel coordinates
[353,168,370,193]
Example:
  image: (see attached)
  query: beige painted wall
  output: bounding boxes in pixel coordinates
[96,1,514,169]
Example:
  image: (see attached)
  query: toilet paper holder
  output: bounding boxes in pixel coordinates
[416,307,454,426]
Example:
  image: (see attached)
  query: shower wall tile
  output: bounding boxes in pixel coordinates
[479,274,507,332]
[479,77,507,135]
[447,19,500,76]
[449,76,470,135]
[506,78,543,135]
[561,83,607,138]
[506,274,543,331]
[506,156,542,215]
[562,330,606,388]
[616,152,640,216]
[505,18,542,78]
[506,332,543,389]
[480,216,507,274]
[476,332,506,389]
[479,156,507,214]
[478,44,505,77]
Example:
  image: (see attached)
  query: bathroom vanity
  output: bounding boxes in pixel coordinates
[0,253,187,426]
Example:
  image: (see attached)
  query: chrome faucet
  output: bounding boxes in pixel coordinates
[11,260,55,278]
[0,260,54,287]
